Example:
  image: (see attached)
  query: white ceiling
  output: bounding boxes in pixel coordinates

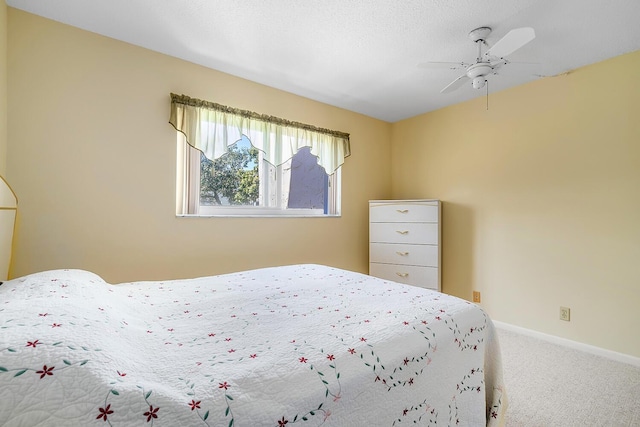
[7,0,640,122]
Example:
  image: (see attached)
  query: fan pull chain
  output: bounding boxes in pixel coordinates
[486,79,489,110]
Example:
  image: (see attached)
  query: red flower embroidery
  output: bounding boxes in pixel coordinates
[218,381,230,390]
[403,357,409,365]
[144,405,159,422]
[39,313,48,317]
[326,354,335,361]
[360,337,367,342]
[278,416,289,426]
[51,323,61,328]
[97,404,113,421]
[188,400,201,411]
[117,370,126,377]
[348,348,356,354]
[250,354,257,358]
[26,340,40,348]
[36,365,54,379]
[299,357,308,363]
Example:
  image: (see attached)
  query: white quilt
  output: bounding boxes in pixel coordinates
[0,264,506,426]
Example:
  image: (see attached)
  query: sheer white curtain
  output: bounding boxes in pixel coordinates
[169,94,351,175]
[175,135,201,215]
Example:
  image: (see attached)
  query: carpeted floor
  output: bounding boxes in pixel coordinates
[496,327,640,426]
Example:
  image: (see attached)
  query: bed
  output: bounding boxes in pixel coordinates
[0,174,17,282]
[0,263,506,426]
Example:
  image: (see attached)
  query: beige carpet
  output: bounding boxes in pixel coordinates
[497,328,640,426]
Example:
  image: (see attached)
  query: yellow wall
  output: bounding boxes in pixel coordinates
[7,9,391,282]
[391,50,640,357]
[0,1,7,175]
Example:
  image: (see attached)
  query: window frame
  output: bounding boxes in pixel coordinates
[176,135,342,218]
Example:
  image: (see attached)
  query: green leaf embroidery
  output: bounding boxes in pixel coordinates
[14,369,27,377]
[63,360,72,365]
[111,390,120,395]
[0,367,7,372]
[203,410,209,420]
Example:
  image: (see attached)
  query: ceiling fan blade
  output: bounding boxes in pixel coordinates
[418,61,469,70]
[485,27,535,58]
[440,74,469,94]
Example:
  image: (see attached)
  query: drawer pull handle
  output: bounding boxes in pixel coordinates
[396,230,409,235]
[396,272,409,278]
[396,251,409,256]
[396,209,409,214]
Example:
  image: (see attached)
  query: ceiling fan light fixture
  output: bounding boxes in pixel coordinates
[472,77,486,89]
[430,26,536,95]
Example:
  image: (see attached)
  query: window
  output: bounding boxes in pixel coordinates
[170,94,349,217]
[178,135,341,216]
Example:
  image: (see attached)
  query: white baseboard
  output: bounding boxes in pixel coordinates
[493,321,640,368]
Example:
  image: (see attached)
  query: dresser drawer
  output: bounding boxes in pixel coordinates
[369,263,439,290]
[369,243,438,267]
[370,202,438,223]
[370,222,438,245]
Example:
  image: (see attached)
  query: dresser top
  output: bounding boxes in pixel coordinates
[369,199,439,204]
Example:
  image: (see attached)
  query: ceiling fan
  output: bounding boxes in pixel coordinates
[422,26,536,94]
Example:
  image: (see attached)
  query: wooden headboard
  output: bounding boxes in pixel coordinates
[0,175,17,281]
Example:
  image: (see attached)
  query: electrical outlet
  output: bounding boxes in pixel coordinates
[472,291,481,303]
[560,306,571,321]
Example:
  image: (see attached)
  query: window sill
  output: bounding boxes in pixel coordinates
[177,214,341,218]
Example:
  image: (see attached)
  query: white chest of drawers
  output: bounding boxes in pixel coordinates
[369,199,441,291]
